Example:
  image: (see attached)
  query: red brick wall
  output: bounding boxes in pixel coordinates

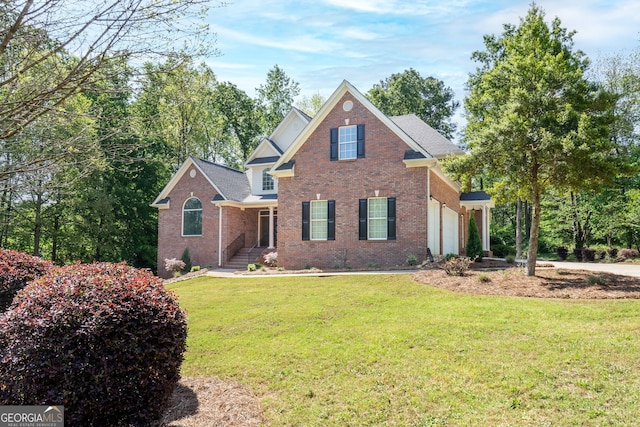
[277,93,431,269]
[157,165,220,278]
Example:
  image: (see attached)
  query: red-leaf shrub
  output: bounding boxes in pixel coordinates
[619,248,640,259]
[0,262,187,426]
[0,248,53,312]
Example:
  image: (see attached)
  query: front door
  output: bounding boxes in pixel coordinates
[259,211,277,247]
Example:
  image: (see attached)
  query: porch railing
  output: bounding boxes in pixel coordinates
[221,233,245,267]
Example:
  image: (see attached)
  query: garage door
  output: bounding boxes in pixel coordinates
[428,200,440,255]
[442,207,459,255]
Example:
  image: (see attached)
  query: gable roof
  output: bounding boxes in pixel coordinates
[390,114,463,159]
[272,80,435,174]
[151,156,251,207]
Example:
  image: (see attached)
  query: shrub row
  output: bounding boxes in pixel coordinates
[0,248,53,312]
[0,262,187,426]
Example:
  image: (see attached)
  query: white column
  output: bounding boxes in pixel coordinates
[268,206,275,249]
[218,205,223,267]
[482,205,489,251]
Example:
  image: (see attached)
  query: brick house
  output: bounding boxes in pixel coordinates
[152,80,492,277]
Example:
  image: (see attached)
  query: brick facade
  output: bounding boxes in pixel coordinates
[277,93,448,270]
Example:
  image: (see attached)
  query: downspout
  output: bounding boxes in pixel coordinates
[426,167,431,258]
[218,205,223,267]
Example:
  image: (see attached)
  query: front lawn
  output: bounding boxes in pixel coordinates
[168,274,640,426]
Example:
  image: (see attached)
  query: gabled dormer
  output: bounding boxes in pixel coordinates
[244,107,311,196]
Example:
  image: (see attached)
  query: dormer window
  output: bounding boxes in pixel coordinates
[262,169,274,191]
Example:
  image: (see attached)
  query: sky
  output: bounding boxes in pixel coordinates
[205,0,640,135]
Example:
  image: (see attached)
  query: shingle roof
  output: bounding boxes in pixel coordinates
[246,156,280,165]
[390,114,463,158]
[191,157,251,202]
[460,191,491,201]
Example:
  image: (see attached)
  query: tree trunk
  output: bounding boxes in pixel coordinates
[526,186,541,277]
[33,192,43,257]
[516,198,523,259]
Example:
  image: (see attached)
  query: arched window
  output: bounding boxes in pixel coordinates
[182,197,202,236]
[262,169,274,191]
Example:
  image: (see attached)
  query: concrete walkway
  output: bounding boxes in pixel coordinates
[205,260,640,279]
[543,261,640,278]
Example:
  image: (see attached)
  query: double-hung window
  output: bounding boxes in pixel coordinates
[359,197,396,241]
[183,197,202,236]
[302,200,335,241]
[339,125,357,160]
[262,169,274,191]
[330,124,365,161]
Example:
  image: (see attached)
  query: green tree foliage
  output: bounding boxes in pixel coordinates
[256,65,301,136]
[449,4,623,275]
[466,216,484,261]
[367,68,459,139]
[213,82,262,166]
[296,92,326,117]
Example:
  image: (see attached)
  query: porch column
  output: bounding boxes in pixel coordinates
[268,206,275,249]
[482,205,489,251]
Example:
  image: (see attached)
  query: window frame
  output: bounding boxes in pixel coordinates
[182,197,203,236]
[367,197,388,240]
[310,200,328,240]
[338,125,357,160]
[262,168,274,191]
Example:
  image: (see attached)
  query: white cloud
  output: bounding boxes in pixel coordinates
[212,25,341,54]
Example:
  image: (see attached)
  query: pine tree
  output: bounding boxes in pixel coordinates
[466,216,483,262]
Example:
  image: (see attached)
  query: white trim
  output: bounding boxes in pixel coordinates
[218,205,223,267]
[182,197,203,237]
[271,80,433,174]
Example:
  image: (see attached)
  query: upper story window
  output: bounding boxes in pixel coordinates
[330,124,365,161]
[182,197,202,236]
[262,169,274,191]
[339,125,357,160]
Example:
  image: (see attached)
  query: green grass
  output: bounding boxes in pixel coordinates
[168,274,640,426]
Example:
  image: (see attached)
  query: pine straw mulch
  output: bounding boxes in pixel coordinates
[413,259,640,299]
[162,377,263,427]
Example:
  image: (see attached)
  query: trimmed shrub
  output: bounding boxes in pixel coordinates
[0,249,53,312]
[556,246,568,261]
[443,257,473,276]
[164,257,186,274]
[573,248,583,262]
[180,247,192,274]
[505,254,516,264]
[619,248,640,259]
[264,251,278,267]
[582,248,596,262]
[406,252,418,266]
[445,253,458,261]
[607,247,618,259]
[466,216,483,262]
[0,262,187,426]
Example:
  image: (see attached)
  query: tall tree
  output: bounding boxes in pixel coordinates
[367,68,459,139]
[0,0,219,179]
[448,4,622,275]
[213,82,262,166]
[296,92,326,117]
[256,65,300,136]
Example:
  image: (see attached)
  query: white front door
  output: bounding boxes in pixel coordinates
[428,200,440,255]
[442,207,459,255]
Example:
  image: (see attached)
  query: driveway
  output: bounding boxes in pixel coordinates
[544,261,640,278]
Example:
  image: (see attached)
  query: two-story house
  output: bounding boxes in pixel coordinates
[152,80,492,277]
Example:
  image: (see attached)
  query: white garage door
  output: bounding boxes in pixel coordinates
[442,207,459,255]
[428,200,440,255]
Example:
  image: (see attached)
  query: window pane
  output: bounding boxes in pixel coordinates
[368,198,387,240]
[339,125,357,160]
[311,200,327,240]
[262,169,274,190]
[184,198,202,210]
[183,210,202,235]
[183,197,202,235]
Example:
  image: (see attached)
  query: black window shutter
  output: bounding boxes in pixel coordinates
[302,201,310,241]
[357,124,365,158]
[387,197,396,240]
[330,128,338,161]
[327,200,335,241]
[359,199,368,240]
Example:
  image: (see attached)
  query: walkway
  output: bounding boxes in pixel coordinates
[545,261,640,278]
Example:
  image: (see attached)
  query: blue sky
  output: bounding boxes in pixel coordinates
[205,0,640,134]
